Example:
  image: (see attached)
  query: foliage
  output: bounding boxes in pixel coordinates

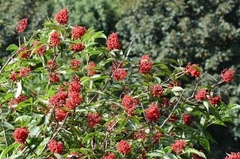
[0,0,120,59]
[0,0,55,58]
[0,8,238,159]
[116,0,240,145]
[116,0,240,70]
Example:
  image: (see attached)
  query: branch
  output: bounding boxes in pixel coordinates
[160,91,184,128]
[0,52,17,75]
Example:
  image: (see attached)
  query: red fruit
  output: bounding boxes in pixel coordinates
[55,8,69,25]
[13,127,29,144]
[184,63,201,78]
[48,139,64,154]
[221,68,234,83]
[116,140,131,155]
[138,55,153,74]
[182,114,192,125]
[145,103,160,122]
[87,113,101,128]
[107,33,121,50]
[195,89,208,101]
[16,18,28,33]
[171,140,187,154]
[72,25,86,39]
[50,31,61,46]
[151,84,164,97]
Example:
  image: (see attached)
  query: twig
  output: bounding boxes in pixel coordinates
[0,52,18,75]
[51,112,69,140]
[160,90,184,128]
[26,141,37,156]
[188,71,208,100]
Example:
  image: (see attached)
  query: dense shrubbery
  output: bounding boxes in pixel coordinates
[0,8,239,159]
[0,1,240,158]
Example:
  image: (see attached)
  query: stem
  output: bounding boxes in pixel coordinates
[26,141,37,156]
[0,52,18,75]
[2,125,9,158]
[187,71,208,100]
[160,90,184,128]
[51,112,69,140]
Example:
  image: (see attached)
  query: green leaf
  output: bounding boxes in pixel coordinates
[29,126,41,136]
[186,148,206,159]
[15,115,32,125]
[0,142,19,159]
[199,137,210,151]
[6,44,18,51]
[147,152,162,157]
[67,124,82,138]
[82,132,95,144]
[86,89,106,95]
[209,106,222,121]
[36,137,50,154]
[0,144,6,151]
[163,153,178,159]
[154,76,161,83]
[171,86,184,92]
[203,101,209,113]
[0,121,14,130]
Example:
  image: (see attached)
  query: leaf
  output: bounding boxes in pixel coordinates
[15,81,22,98]
[15,115,32,125]
[36,137,50,154]
[147,152,162,157]
[163,153,178,159]
[199,137,210,151]
[154,76,161,83]
[0,121,14,130]
[187,148,206,158]
[82,132,95,144]
[171,86,184,92]
[0,143,19,159]
[203,101,209,113]
[67,124,82,138]
[6,44,18,51]
[80,76,90,84]
[29,126,41,136]
[86,89,106,95]
[0,144,6,151]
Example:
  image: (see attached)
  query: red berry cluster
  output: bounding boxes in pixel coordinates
[182,114,192,125]
[121,95,138,115]
[86,61,97,76]
[221,68,234,83]
[87,113,101,128]
[17,46,30,59]
[111,61,127,81]
[71,25,86,39]
[225,152,240,159]
[54,8,69,25]
[107,33,121,50]
[13,127,29,144]
[48,139,64,154]
[69,43,85,52]
[103,152,116,159]
[171,140,187,154]
[116,140,131,155]
[50,31,61,46]
[16,18,28,33]
[145,103,160,122]
[151,84,164,97]
[184,63,201,78]
[138,55,153,74]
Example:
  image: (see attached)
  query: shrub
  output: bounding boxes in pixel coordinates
[0,8,238,159]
